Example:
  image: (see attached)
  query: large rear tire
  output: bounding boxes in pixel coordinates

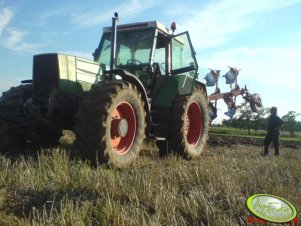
[0,85,61,155]
[74,81,146,168]
[0,85,33,154]
[167,86,209,158]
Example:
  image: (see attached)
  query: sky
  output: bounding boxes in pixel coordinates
[0,0,301,122]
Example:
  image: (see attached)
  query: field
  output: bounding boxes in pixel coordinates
[210,127,301,140]
[0,131,300,226]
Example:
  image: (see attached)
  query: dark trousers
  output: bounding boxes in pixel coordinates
[264,133,280,155]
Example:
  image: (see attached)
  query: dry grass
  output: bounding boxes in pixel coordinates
[0,133,300,226]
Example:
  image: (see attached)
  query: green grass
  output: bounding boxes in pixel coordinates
[210,127,301,141]
[0,135,300,225]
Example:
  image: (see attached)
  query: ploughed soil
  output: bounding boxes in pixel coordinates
[208,134,301,149]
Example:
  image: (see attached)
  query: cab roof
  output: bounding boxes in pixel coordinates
[103,21,172,35]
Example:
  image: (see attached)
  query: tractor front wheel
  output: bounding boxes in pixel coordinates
[167,86,209,158]
[74,81,146,168]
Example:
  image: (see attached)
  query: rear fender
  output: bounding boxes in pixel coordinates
[195,80,208,99]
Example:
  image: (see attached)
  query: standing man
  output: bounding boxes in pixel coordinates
[262,107,284,156]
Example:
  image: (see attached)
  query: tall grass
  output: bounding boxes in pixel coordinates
[0,134,300,225]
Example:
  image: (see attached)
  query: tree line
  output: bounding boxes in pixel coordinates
[220,103,301,137]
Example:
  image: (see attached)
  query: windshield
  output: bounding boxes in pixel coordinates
[97,29,154,67]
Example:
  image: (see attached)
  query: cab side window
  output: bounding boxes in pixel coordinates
[172,32,196,74]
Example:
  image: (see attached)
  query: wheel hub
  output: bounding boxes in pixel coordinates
[110,101,137,155]
[111,118,129,137]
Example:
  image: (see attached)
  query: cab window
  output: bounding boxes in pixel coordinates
[172,32,196,73]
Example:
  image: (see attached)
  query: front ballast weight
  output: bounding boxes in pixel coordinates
[204,67,262,123]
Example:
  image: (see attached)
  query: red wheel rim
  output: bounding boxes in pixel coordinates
[110,102,136,155]
[185,101,202,146]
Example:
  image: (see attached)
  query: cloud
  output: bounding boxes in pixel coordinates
[35,0,161,29]
[0,82,13,93]
[2,28,45,53]
[0,8,13,36]
[36,5,75,28]
[173,0,301,119]
[0,8,45,53]
[199,47,301,89]
[71,0,161,27]
[0,78,21,94]
[176,0,301,49]
[199,46,301,122]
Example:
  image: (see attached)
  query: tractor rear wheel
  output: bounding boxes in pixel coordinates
[167,86,209,158]
[74,81,146,168]
[0,85,33,154]
[0,84,62,155]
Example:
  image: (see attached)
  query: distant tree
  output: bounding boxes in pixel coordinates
[234,102,254,135]
[252,107,269,134]
[222,119,232,127]
[231,118,241,129]
[296,121,301,131]
[282,111,301,137]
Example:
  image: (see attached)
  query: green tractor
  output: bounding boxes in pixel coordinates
[0,14,209,168]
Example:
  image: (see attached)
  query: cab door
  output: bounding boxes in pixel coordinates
[171,31,198,95]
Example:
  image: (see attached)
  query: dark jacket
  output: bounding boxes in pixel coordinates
[267,114,284,135]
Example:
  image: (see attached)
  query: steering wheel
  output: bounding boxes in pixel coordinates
[127,59,142,65]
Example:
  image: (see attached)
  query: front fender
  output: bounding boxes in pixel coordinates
[112,69,151,137]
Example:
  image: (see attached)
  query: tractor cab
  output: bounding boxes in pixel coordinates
[94,21,198,97]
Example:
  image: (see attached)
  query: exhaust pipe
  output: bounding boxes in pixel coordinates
[110,12,119,79]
